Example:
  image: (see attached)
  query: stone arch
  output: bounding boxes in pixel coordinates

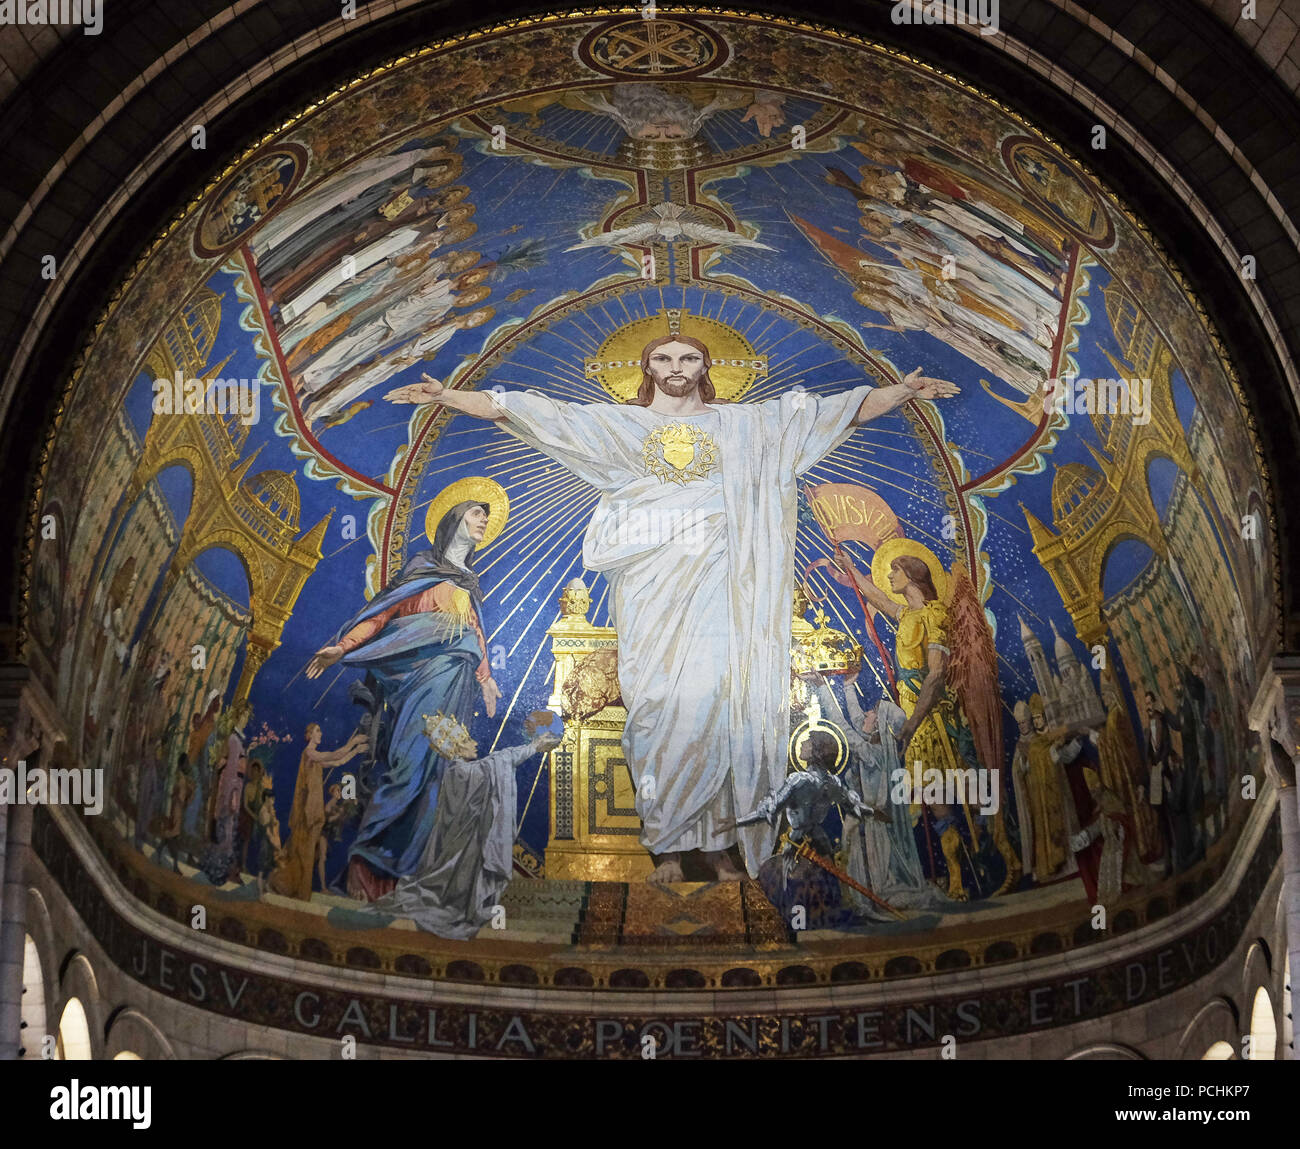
[1065,1042,1146,1060]
[1248,985,1278,1061]
[55,996,94,1061]
[1241,938,1272,1020]
[55,951,105,1061]
[1175,997,1239,1059]
[104,1006,177,1061]
[21,888,58,1058]
[19,934,48,1060]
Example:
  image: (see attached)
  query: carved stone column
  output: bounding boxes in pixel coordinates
[0,665,60,1060]
[1249,654,1300,1060]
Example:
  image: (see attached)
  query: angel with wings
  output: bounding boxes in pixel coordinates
[828,540,1021,900]
[565,201,774,254]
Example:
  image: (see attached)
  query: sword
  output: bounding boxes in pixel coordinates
[792,840,906,919]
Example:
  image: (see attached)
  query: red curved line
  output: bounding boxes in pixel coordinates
[961,241,1080,492]
[239,245,395,498]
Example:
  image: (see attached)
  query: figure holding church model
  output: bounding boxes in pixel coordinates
[386,329,960,883]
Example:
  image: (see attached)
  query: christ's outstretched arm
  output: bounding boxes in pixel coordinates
[852,367,960,426]
[386,374,504,420]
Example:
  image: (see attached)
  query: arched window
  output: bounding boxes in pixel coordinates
[113,1051,142,1060]
[1202,1040,1235,1060]
[1249,986,1277,1061]
[19,935,46,1059]
[56,997,92,1061]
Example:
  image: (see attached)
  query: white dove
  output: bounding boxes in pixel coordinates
[566,202,774,252]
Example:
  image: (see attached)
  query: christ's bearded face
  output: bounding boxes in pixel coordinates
[647,340,706,397]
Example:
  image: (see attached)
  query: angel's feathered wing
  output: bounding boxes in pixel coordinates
[564,222,661,251]
[679,222,774,250]
[945,563,1003,774]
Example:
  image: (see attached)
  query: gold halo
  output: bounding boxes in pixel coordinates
[787,718,848,775]
[587,310,762,402]
[871,537,949,606]
[424,477,509,549]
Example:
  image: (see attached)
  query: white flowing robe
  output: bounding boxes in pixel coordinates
[487,385,871,874]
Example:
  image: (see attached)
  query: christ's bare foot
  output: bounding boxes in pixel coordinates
[704,850,746,882]
[647,854,684,884]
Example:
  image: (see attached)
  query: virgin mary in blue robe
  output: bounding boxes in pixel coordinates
[330,501,493,900]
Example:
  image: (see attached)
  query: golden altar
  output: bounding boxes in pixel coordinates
[542,579,863,882]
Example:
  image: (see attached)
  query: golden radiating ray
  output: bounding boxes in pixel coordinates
[472,153,514,191]
[993,581,1050,629]
[595,299,629,336]
[441,417,555,439]
[744,372,866,404]
[485,456,577,494]
[704,110,745,150]
[366,419,425,435]
[797,531,895,698]
[814,455,952,509]
[492,511,592,616]
[537,167,569,205]
[475,478,592,582]
[489,373,594,404]
[507,343,605,388]
[490,555,588,759]
[489,167,543,215]
[496,474,593,539]
[541,324,606,363]
[753,322,816,361]
[849,425,932,441]
[503,359,598,393]
[471,475,584,568]
[785,154,839,198]
[409,465,576,555]
[324,530,375,560]
[474,476,590,564]
[487,496,597,612]
[567,308,610,350]
[809,462,950,514]
[414,436,533,473]
[811,451,889,479]
[997,648,1038,698]
[756,349,861,385]
[837,437,939,462]
[614,291,642,328]
[310,665,348,709]
[501,543,587,657]
[985,505,1033,538]
[484,491,592,589]
[495,344,597,386]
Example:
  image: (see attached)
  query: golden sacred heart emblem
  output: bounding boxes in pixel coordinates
[662,438,696,470]
[642,423,719,484]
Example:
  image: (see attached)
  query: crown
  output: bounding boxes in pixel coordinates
[791,593,863,677]
[423,711,472,758]
[659,423,699,447]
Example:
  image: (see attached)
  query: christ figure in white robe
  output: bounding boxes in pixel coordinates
[388,336,959,882]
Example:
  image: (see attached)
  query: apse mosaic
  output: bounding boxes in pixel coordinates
[30,11,1277,960]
